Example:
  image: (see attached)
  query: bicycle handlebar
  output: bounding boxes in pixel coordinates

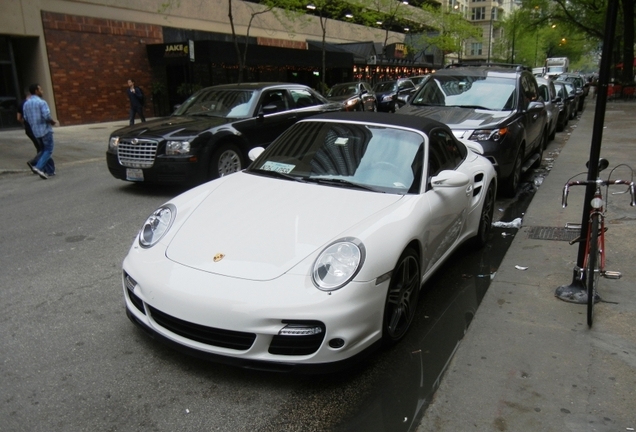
[562,179,636,208]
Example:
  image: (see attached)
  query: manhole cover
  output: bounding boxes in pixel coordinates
[526,226,580,241]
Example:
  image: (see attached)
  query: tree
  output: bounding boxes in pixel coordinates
[415,4,482,65]
[524,0,634,82]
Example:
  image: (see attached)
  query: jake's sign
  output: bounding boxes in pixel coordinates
[164,43,189,58]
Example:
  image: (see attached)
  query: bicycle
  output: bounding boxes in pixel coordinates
[561,158,635,327]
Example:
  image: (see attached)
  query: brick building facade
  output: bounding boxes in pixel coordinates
[41,12,163,125]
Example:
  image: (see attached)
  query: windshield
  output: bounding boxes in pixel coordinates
[328,84,358,97]
[411,75,517,111]
[248,121,425,194]
[173,88,257,118]
[374,82,397,93]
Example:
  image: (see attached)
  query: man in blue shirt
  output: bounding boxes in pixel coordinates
[23,83,57,179]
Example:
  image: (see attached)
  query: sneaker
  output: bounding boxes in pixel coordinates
[27,161,37,174]
[33,167,48,179]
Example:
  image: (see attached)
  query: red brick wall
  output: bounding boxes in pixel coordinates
[42,12,163,125]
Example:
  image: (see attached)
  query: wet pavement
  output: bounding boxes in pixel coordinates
[1,101,634,431]
[417,99,636,432]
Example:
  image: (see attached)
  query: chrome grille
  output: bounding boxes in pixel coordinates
[118,138,158,168]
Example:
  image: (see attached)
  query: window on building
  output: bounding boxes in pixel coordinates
[471,7,486,20]
[470,43,483,55]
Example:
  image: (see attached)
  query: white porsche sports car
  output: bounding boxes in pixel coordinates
[122,112,497,372]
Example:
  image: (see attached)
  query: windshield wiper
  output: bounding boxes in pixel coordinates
[249,169,307,183]
[304,177,384,192]
[449,104,492,110]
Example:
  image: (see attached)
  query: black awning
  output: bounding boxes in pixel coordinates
[147,40,353,69]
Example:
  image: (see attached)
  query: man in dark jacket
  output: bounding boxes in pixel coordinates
[127,79,146,125]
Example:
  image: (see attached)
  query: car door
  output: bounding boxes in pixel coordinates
[520,74,545,152]
[237,89,298,149]
[422,128,471,273]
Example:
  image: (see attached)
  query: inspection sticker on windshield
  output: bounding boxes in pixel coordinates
[262,161,295,174]
[334,137,349,145]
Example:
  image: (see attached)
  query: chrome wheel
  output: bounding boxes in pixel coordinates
[210,144,243,179]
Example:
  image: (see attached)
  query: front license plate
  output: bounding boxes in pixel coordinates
[126,168,144,181]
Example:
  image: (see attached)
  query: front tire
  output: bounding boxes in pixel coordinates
[209,143,243,180]
[382,248,420,345]
[500,148,523,198]
[586,215,600,327]
[474,182,496,248]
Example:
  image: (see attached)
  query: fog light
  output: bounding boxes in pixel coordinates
[279,324,323,336]
[329,338,345,349]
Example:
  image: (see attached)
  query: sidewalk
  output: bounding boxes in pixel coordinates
[0,120,130,174]
[418,100,636,431]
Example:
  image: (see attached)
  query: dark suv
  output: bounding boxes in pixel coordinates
[106,83,343,186]
[397,64,548,196]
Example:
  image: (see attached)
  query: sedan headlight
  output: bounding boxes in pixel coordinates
[109,136,119,151]
[139,204,176,248]
[382,95,394,102]
[312,238,365,291]
[166,141,191,155]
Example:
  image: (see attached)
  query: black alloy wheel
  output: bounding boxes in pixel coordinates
[382,248,421,345]
[474,182,496,248]
[501,148,523,198]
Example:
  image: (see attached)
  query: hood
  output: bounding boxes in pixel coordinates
[398,105,512,130]
[166,173,403,281]
[327,95,358,103]
[112,115,235,139]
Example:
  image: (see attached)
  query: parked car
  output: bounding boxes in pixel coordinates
[558,73,589,111]
[553,81,573,131]
[326,81,377,112]
[398,64,547,197]
[121,112,497,372]
[106,82,344,186]
[555,80,580,119]
[535,76,560,142]
[409,74,431,90]
[373,78,417,112]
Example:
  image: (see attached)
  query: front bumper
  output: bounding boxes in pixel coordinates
[106,152,204,185]
[122,250,389,372]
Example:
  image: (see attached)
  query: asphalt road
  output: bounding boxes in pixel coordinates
[0,119,574,431]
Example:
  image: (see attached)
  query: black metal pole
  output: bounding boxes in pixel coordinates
[555,0,620,303]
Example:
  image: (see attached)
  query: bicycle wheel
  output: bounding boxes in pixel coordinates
[586,215,601,327]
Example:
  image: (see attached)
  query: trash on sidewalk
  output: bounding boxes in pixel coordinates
[515,265,528,270]
[492,217,523,229]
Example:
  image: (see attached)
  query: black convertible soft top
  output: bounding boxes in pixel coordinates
[304,111,452,135]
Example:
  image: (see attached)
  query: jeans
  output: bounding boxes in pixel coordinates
[129,105,146,125]
[34,131,56,175]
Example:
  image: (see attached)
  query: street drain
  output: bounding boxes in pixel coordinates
[526,226,580,241]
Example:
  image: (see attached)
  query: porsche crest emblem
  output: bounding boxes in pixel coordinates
[213,253,225,262]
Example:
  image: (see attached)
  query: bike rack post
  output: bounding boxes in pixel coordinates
[554,0,619,304]
[555,266,587,304]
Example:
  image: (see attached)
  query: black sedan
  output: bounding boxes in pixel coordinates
[106,83,343,186]
[326,81,377,112]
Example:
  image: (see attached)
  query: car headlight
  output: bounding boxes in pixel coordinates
[345,99,357,107]
[382,95,394,102]
[139,204,176,248]
[109,136,119,151]
[312,238,365,291]
[469,127,508,142]
[166,141,191,155]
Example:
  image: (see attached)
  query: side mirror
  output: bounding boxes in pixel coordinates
[248,147,265,162]
[430,170,470,189]
[528,100,545,111]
